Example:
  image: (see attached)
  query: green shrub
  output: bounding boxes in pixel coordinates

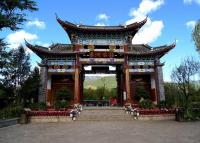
[38,102,46,110]
[27,102,38,109]
[139,99,153,109]
[26,102,46,110]
[191,102,200,109]
[56,87,73,101]
[134,86,150,101]
[158,101,171,109]
[54,101,69,109]
[0,105,23,120]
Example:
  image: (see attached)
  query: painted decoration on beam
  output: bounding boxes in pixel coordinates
[128,61,154,66]
[89,51,114,58]
[129,69,154,73]
[47,60,75,66]
[79,49,124,52]
[78,39,125,45]
[80,58,124,64]
[48,69,75,73]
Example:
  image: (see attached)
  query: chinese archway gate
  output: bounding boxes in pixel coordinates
[26,16,175,106]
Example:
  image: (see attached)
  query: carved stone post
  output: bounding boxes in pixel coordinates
[38,66,47,103]
[151,74,157,104]
[46,75,52,106]
[155,62,165,101]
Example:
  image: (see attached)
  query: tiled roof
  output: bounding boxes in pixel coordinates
[25,40,175,59]
[126,43,176,58]
[129,44,152,53]
[25,41,77,58]
[50,44,73,52]
[56,17,147,32]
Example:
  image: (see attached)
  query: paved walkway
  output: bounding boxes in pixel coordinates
[0,121,200,143]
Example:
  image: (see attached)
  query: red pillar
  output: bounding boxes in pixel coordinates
[74,66,80,103]
[124,44,131,103]
[74,45,81,104]
[125,66,131,103]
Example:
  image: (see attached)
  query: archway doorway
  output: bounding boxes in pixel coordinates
[81,65,123,106]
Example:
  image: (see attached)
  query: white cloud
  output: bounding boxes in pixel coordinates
[184,0,192,3]
[184,0,200,5]
[186,20,196,29]
[97,13,109,20]
[95,22,106,26]
[132,19,164,44]
[126,0,164,44]
[6,30,38,51]
[128,0,164,22]
[26,19,46,29]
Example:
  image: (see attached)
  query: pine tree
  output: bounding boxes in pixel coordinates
[2,45,31,102]
[20,67,40,105]
[193,20,200,52]
[0,0,38,31]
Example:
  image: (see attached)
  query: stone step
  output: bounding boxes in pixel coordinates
[77,109,134,121]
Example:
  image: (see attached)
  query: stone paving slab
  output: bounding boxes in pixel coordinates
[0,120,199,143]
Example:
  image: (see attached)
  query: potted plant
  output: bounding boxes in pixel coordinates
[139,99,153,109]
[56,87,73,102]
[54,101,69,111]
[38,102,46,111]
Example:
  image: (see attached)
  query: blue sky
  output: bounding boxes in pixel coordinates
[1,0,200,81]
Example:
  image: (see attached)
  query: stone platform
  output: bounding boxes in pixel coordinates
[26,107,175,122]
[77,107,175,121]
[78,107,133,121]
[30,116,72,123]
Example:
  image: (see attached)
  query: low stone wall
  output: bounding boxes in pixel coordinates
[138,114,175,120]
[30,116,72,123]
[0,118,19,128]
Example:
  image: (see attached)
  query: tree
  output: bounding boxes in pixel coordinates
[108,88,117,99]
[0,86,6,108]
[0,0,38,107]
[96,87,105,100]
[100,77,108,100]
[7,45,30,87]
[0,40,10,79]
[171,57,200,117]
[20,67,40,105]
[0,0,38,31]
[0,39,6,48]
[12,45,30,87]
[1,45,31,103]
[134,85,150,101]
[0,0,38,87]
[193,20,200,52]
[164,82,182,107]
[83,88,98,100]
